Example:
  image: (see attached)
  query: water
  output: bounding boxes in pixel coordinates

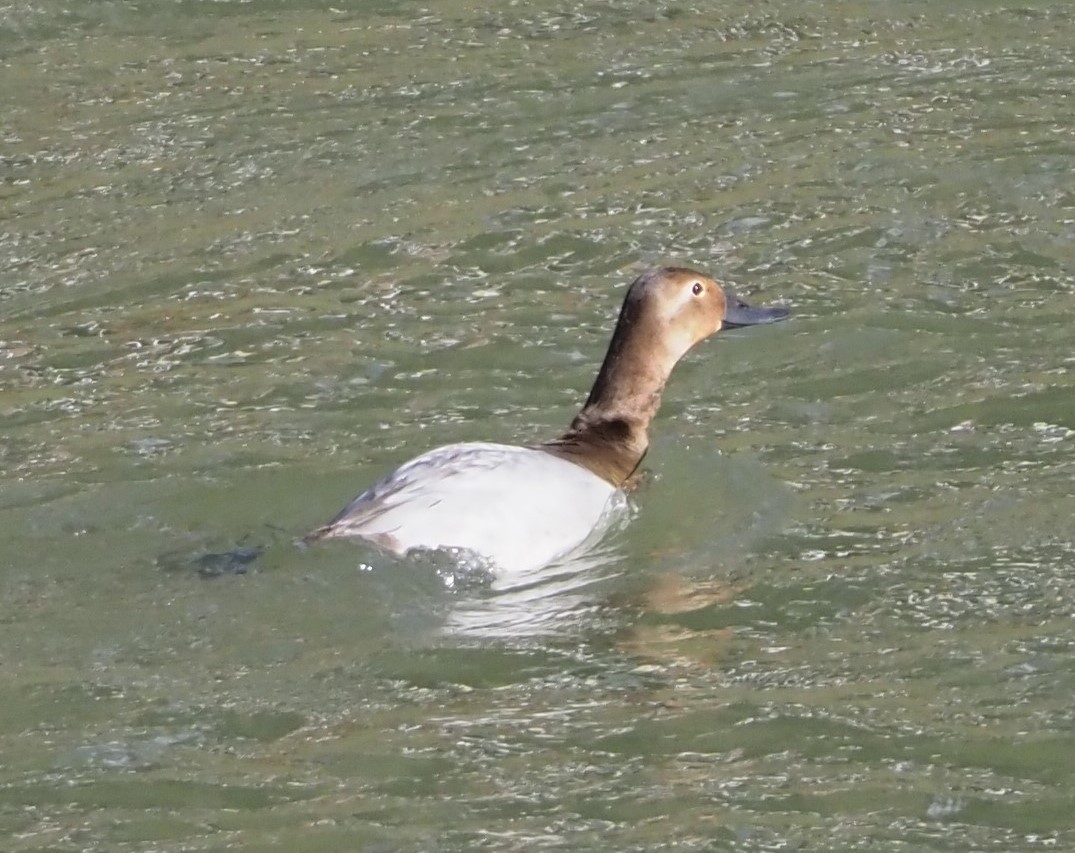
[2,0,1073,850]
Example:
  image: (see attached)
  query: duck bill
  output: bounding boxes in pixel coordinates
[722,291,791,329]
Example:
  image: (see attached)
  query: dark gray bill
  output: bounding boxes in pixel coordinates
[723,291,791,328]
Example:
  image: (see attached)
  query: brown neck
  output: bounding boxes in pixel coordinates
[541,290,679,487]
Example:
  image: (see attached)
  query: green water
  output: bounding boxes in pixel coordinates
[2,1,1073,850]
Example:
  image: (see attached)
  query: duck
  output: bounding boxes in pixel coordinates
[310,266,788,573]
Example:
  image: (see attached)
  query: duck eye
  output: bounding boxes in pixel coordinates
[691,281,704,296]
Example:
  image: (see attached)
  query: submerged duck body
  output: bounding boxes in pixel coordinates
[312,266,788,573]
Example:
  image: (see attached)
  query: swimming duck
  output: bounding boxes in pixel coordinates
[311,266,788,573]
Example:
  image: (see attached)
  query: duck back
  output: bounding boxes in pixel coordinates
[316,442,624,573]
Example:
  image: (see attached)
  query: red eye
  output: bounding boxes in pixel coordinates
[691,282,704,296]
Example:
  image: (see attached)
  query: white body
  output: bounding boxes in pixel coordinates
[323,442,626,574]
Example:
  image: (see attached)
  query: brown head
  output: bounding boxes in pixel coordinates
[542,266,788,486]
[584,267,729,405]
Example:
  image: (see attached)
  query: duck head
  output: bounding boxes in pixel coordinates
[543,266,788,486]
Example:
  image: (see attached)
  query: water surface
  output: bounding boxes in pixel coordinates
[2,1,1073,850]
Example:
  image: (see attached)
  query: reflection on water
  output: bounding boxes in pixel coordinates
[1,0,1074,849]
[443,544,627,641]
[340,498,633,642]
